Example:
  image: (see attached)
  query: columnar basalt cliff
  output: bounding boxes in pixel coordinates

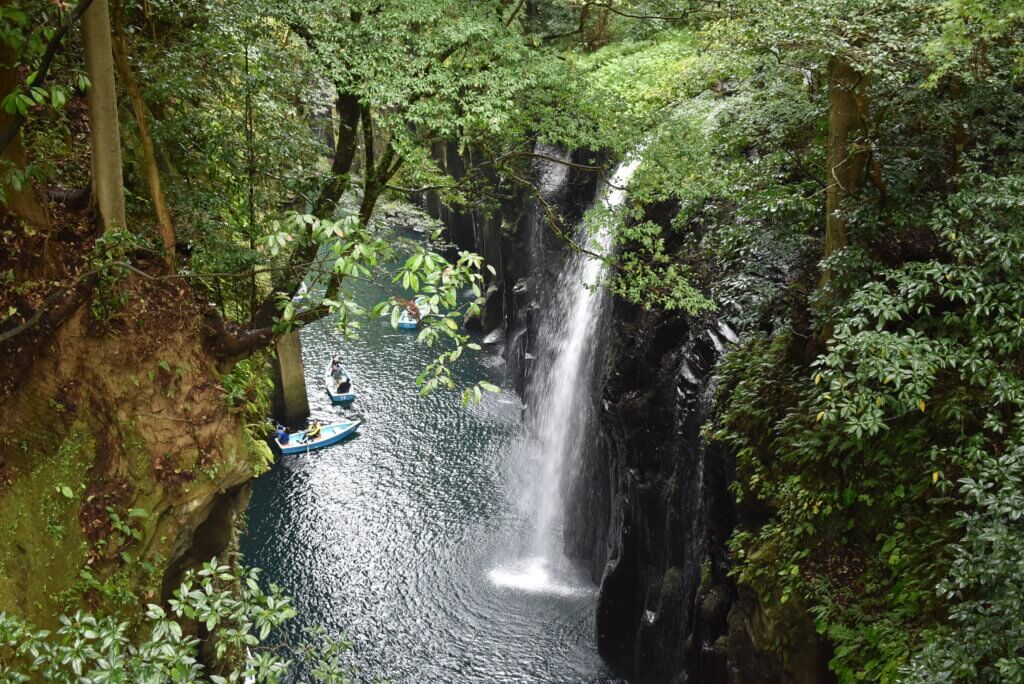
[585,303,737,680]
[564,198,835,681]
[572,300,833,683]
[418,143,599,394]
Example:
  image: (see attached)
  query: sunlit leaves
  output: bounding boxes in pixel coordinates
[0,560,354,682]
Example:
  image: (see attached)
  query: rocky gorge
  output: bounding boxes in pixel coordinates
[426,146,836,683]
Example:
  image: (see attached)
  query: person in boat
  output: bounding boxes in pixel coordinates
[303,420,322,443]
[331,357,347,391]
[275,426,290,444]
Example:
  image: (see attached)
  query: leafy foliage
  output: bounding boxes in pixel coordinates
[701,1,1024,678]
[0,560,353,683]
[5,0,1024,678]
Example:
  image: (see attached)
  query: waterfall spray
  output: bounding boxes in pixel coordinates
[490,156,642,594]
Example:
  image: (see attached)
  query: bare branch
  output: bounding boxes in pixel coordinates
[504,0,528,26]
[586,1,700,21]
[490,150,634,191]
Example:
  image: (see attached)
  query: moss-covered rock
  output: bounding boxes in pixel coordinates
[0,286,266,626]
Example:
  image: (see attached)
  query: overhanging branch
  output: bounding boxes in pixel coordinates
[0,0,97,156]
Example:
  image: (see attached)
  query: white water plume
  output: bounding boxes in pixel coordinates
[491,155,642,593]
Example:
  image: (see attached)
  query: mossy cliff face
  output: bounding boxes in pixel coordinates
[0,278,270,626]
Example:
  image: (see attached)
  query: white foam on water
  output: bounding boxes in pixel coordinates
[488,557,586,597]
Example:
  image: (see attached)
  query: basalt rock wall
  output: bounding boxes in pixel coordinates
[418,142,599,395]
[565,209,835,682]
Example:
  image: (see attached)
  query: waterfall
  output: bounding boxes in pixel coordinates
[490,155,642,594]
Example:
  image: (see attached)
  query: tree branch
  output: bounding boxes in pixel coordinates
[0,271,96,343]
[491,149,634,191]
[542,1,704,41]
[585,1,698,21]
[0,0,97,156]
[361,105,376,176]
[504,0,527,26]
[495,150,605,172]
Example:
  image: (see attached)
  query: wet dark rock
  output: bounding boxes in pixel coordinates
[480,283,504,333]
[417,143,600,398]
[568,294,833,683]
[482,326,504,347]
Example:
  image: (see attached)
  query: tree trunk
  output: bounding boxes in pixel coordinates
[112,0,174,269]
[581,5,611,51]
[313,90,361,217]
[821,55,869,287]
[356,105,402,227]
[251,91,363,328]
[81,0,127,232]
[0,108,49,231]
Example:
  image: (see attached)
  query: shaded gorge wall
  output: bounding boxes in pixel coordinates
[416,141,600,396]
[564,198,837,682]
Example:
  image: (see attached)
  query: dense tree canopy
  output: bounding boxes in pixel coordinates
[1,0,1022,680]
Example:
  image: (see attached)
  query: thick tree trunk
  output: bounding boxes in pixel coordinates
[356,105,402,227]
[821,55,869,287]
[252,92,363,328]
[81,0,127,232]
[313,91,361,217]
[581,5,611,51]
[358,181,381,227]
[0,106,49,230]
[112,1,175,270]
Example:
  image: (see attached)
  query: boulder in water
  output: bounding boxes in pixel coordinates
[483,326,505,346]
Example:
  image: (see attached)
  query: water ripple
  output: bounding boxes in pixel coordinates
[242,299,619,682]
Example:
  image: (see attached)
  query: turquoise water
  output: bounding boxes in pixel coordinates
[241,259,616,681]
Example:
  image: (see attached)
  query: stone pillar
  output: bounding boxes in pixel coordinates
[270,331,309,427]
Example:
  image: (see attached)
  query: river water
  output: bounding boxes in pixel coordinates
[241,244,617,682]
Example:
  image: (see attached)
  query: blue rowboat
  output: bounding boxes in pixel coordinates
[397,297,427,330]
[275,420,360,455]
[325,361,356,404]
[397,310,418,330]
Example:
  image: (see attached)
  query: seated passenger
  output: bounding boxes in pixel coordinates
[276,427,290,444]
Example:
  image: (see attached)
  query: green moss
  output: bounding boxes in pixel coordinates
[699,560,712,592]
[0,348,267,627]
[57,550,166,617]
[0,422,95,625]
[118,419,152,482]
[247,433,275,476]
[662,566,685,598]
